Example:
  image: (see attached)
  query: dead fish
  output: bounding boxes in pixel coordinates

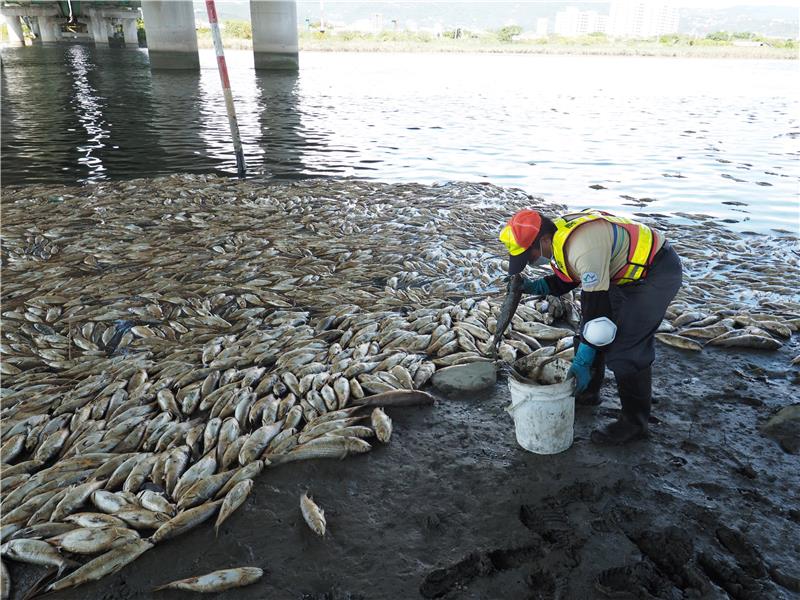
[10,522,78,541]
[300,492,326,536]
[50,479,106,522]
[238,421,283,466]
[654,333,703,352]
[65,513,128,529]
[0,539,76,573]
[214,479,253,536]
[47,526,140,554]
[153,566,263,592]
[172,452,217,500]
[177,470,236,510]
[150,500,223,544]
[371,407,393,443]
[137,491,176,516]
[351,390,435,408]
[267,437,371,467]
[679,324,732,340]
[0,434,27,464]
[116,507,170,530]
[673,311,707,327]
[92,490,135,514]
[708,332,781,350]
[215,461,265,499]
[46,539,153,592]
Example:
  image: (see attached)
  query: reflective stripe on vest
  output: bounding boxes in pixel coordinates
[550,210,659,285]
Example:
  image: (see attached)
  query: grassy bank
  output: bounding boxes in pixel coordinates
[193,23,798,59]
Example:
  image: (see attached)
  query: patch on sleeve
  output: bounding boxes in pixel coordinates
[581,272,599,286]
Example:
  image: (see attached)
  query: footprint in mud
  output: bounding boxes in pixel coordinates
[697,552,772,600]
[419,545,541,599]
[593,561,676,599]
[608,503,649,535]
[519,500,571,547]
[420,551,494,598]
[629,527,711,595]
[554,480,607,504]
[715,526,766,578]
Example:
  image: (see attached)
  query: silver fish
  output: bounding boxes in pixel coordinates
[214,479,253,536]
[153,566,263,592]
[300,492,326,536]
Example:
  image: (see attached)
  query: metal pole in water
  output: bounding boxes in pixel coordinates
[205,0,246,179]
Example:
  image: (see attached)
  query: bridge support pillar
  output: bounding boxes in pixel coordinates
[29,17,41,43]
[38,16,61,43]
[3,16,25,45]
[122,18,139,47]
[89,16,111,45]
[250,0,299,70]
[140,0,199,69]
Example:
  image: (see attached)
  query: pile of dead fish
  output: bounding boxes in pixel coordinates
[1,175,798,596]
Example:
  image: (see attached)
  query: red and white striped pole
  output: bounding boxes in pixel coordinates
[205,0,246,179]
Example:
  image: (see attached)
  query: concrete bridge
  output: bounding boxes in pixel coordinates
[0,0,298,69]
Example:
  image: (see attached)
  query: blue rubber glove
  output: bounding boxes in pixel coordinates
[568,343,596,394]
[521,277,549,296]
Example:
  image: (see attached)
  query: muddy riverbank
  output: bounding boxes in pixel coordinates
[2,176,798,599]
[8,343,799,600]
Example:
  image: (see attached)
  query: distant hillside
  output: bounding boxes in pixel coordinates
[196,1,799,38]
[678,5,799,37]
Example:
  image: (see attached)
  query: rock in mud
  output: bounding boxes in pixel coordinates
[431,362,497,396]
[759,404,800,454]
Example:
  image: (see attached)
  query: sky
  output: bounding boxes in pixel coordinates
[669,0,797,6]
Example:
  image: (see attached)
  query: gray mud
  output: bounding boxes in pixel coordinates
[9,344,799,600]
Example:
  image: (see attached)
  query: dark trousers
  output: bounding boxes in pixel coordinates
[604,245,683,378]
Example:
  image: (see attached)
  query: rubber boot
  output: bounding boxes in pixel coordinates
[590,367,651,445]
[576,353,605,406]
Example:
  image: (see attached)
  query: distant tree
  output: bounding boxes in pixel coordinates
[706,31,730,41]
[496,25,522,42]
[223,20,251,39]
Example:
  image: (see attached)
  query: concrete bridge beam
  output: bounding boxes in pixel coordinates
[250,0,299,70]
[140,0,199,69]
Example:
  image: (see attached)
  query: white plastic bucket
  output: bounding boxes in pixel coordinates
[506,358,575,454]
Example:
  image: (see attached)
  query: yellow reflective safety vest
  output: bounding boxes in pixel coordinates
[550,209,661,285]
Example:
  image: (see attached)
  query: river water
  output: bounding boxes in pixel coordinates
[1,45,798,234]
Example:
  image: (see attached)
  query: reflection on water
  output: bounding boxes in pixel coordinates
[1,45,798,234]
[68,45,109,178]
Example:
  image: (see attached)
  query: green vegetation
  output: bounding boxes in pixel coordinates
[223,19,251,40]
[496,25,522,43]
[137,17,146,46]
[190,19,796,58]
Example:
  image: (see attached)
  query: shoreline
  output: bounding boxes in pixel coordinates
[193,37,798,60]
